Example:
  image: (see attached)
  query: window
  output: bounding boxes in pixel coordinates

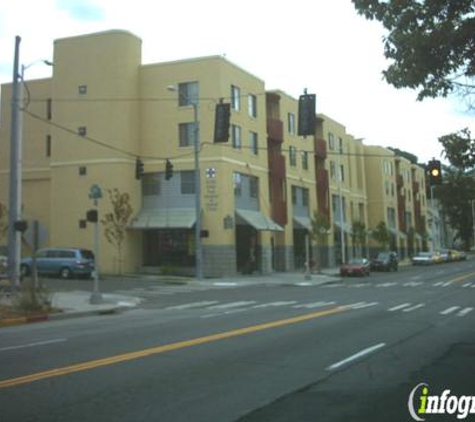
[46,98,52,120]
[233,172,242,196]
[289,146,297,167]
[249,131,258,155]
[338,137,343,153]
[339,165,345,182]
[330,161,336,179]
[302,151,309,170]
[249,176,258,198]
[232,124,242,149]
[46,135,51,157]
[180,171,195,194]
[292,186,297,205]
[248,94,257,118]
[143,173,160,196]
[78,85,87,94]
[302,189,309,206]
[79,220,87,229]
[231,85,241,111]
[178,82,199,106]
[288,113,295,135]
[179,122,198,147]
[79,166,87,176]
[387,207,396,228]
[328,132,335,150]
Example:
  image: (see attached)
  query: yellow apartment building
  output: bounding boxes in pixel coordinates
[317,114,368,265]
[0,29,322,277]
[364,146,428,257]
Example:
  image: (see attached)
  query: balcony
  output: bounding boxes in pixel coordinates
[269,152,286,180]
[314,138,327,160]
[267,118,283,143]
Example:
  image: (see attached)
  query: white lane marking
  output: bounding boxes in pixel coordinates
[293,301,336,309]
[440,306,460,315]
[347,301,379,310]
[252,301,298,309]
[458,307,474,317]
[206,301,256,310]
[442,281,453,287]
[0,338,67,353]
[462,283,472,288]
[377,282,398,288]
[403,303,425,312]
[388,303,411,312]
[471,284,475,288]
[165,301,219,310]
[433,282,444,287]
[348,283,370,288]
[213,282,238,286]
[403,282,423,287]
[327,343,386,371]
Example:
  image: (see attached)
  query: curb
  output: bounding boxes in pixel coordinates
[0,305,127,329]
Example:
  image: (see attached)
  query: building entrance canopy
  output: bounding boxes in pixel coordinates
[129,208,196,229]
[293,216,312,231]
[235,209,283,231]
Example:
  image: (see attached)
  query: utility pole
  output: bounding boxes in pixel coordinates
[7,36,22,290]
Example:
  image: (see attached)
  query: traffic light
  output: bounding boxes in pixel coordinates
[298,93,316,137]
[135,158,144,180]
[428,159,442,185]
[214,102,231,143]
[165,159,174,180]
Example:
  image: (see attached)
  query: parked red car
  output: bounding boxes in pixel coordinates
[340,258,370,277]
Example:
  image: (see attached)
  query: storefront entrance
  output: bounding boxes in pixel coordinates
[143,229,195,267]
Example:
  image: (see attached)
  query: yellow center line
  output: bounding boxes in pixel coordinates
[0,305,348,390]
[448,270,475,284]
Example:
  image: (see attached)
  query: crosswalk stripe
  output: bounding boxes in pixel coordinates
[388,303,411,311]
[377,282,398,288]
[206,301,256,310]
[462,283,472,288]
[293,301,336,309]
[349,302,379,309]
[433,282,444,286]
[457,307,474,317]
[440,306,460,315]
[442,281,453,287]
[403,303,425,312]
[165,301,219,310]
[252,301,298,309]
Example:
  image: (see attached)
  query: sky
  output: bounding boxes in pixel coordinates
[0,0,473,164]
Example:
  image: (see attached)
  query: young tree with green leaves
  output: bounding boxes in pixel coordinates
[310,211,331,272]
[101,188,133,275]
[351,221,367,257]
[372,221,391,250]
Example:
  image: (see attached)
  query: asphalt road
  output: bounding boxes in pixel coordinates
[1,261,475,421]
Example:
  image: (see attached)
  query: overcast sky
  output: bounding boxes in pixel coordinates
[0,0,473,164]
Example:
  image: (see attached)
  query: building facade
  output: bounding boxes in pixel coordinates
[0,29,434,276]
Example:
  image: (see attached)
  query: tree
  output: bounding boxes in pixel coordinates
[435,167,475,250]
[310,211,331,272]
[439,128,475,170]
[351,221,367,257]
[352,0,475,103]
[101,188,133,275]
[372,221,390,250]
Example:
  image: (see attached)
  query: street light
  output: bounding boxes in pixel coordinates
[7,35,52,289]
[167,85,203,280]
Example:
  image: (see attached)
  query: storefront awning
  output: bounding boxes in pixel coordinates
[235,209,283,231]
[333,221,351,233]
[293,216,312,231]
[129,208,196,229]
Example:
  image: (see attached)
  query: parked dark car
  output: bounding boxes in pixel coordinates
[370,251,398,272]
[20,247,95,279]
[340,258,370,277]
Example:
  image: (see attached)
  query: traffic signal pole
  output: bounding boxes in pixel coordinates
[7,36,22,289]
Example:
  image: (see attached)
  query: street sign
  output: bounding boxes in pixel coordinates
[89,184,102,200]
